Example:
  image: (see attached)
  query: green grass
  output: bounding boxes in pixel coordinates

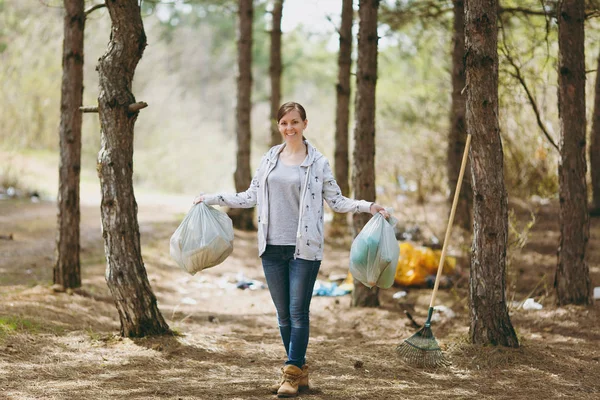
[0,315,42,339]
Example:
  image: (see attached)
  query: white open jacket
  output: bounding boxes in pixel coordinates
[204,141,372,261]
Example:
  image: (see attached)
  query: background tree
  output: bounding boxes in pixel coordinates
[54,0,85,290]
[229,0,255,230]
[465,0,519,347]
[590,48,600,216]
[447,0,471,231]
[96,0,170,337]
[269,0,283,148]
[352,0,380,308]
[555,0,591,305]
[330,0,354,236]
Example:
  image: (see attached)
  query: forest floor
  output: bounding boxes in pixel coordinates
[0,193,599,400]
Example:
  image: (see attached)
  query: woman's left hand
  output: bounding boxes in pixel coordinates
[370,203,390,219]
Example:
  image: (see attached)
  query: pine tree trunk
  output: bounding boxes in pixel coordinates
[589,49,600,215]
[54,0,84,290]
[352,0,379,308]
[556,0,591,305]
[97,0,170,337]
[331,0,354,236]
[230,0,256,231]
[447,0,472,232]
[465,0,518,347]
[269,0,283,148]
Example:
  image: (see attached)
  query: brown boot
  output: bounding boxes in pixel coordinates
[299,364,309,391]
[277,365,303,398]
[270,365,309,394]
[269,369,285,394]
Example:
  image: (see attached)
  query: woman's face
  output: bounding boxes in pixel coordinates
[278,110,307,143]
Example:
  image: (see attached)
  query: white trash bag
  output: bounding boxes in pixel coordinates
[170,203,234,274]
[349,211,399,289]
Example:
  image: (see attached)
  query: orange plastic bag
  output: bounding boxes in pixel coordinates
[394,242,456,287]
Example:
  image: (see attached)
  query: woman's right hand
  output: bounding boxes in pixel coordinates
[193,195,205,204]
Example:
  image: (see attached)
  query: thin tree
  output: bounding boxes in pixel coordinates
[447,0,471,231]
[330,0,354,236]
[465,0,518,347]
[229,0,256,230]
[590,49,600,216]
[54,0,85,290]
[556,0,591,305]
[352,0,380,308]
[96,0,170,337]
[269,0,283,148]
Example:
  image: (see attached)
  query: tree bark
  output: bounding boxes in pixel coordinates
[447,0,472,232]
[230,0,256,231]
[352,0,380,308]
[465,0,518,347]
[269,0,283,148]
[556,0,591,305]
[589,49,600,215]
[97,0,170,337]
[54,0,84,290]
[331,0,354,236]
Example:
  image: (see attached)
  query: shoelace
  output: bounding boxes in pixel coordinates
[281,369,302,385]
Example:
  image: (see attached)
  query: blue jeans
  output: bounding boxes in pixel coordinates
[261,245,321,368]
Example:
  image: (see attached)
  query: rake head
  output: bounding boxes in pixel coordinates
[396,324,449,368]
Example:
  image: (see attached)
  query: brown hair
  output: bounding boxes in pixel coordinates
[277,102,308,142]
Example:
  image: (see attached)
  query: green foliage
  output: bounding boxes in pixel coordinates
[1,0,598,201]
[376,22,451,202]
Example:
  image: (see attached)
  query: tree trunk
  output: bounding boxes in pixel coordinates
[465,0,518,347]
[97,0,170,337]
[269,0,283,148]
[352,0,379,308]
[54,0,84,290]
[556,0,591,305]
[447,0,472,232]
[330,0,354,236]
[589,49,600,216]
[230,0,256,231]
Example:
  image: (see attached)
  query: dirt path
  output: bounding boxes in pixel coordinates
[0,198,599,399]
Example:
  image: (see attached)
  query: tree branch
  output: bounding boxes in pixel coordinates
[80,102,148,113]
[499,6,551,17]
[499,19,559,152]
[85,3,106,17]
[80,106,99,113]
[128,102,148,113]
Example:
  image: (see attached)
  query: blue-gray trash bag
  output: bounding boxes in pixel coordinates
[170,203,234,274]
[349,212,399,289]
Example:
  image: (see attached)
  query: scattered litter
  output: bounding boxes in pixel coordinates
[395,242,456,287]
[180,297,197,305]
[328,273,347,282]
[313,280,352,297]
[530,195,550,206]
[512,298,543,310]
[392,291,407,299]
[430,305,456,322]
[235,272,266,290]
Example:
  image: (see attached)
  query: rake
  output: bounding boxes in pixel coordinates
[396,134,471,368]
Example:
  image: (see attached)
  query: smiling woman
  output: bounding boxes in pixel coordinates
[193,101,389,397]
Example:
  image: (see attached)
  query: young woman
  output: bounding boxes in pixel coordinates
[194,102,388,397]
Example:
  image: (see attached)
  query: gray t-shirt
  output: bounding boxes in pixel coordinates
[266,161,302,245]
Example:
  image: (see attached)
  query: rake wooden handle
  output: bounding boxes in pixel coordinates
[429,134,472,309]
